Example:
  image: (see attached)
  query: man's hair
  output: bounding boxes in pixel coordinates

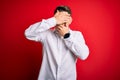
[54,5,71,15]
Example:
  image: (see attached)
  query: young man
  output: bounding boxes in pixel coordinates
[25,5,89,80]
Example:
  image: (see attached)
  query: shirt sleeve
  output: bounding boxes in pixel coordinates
[63,31,89,60]
[24,17,56,42]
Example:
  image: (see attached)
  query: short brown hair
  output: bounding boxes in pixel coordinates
[54,5,71,15]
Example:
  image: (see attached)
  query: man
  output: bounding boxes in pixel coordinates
[25,5,89,80]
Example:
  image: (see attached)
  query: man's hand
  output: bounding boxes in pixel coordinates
[54,10,72,37]
[54,10,71,25]
[56,23,69,37]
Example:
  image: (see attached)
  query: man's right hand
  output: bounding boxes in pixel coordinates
[54,10,70,25]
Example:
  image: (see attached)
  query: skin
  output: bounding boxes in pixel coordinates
[54,10,72,36]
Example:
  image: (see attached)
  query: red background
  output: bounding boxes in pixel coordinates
[1,0,120,80]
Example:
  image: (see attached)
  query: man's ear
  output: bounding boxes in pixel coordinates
[69,17,73,24]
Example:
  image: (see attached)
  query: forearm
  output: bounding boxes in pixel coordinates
[25,17,56,41]
[64,31,89,60]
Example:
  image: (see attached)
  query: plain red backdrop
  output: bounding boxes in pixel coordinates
[0,0,120,80]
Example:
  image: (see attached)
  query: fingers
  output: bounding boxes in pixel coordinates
[57,25,69,31]
[56,23,69,36]
[54,11,72,25]
[57,26,63,30]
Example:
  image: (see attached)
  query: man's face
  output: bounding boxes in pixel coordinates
[54,11,72,36]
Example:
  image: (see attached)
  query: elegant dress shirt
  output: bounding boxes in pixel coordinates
[25,17,89,80]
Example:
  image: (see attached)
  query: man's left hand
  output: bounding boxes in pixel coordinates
[56,23,69,37]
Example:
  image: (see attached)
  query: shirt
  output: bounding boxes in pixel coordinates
[25,17,89,80]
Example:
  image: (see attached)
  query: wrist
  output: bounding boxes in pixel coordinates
[64,33,70,39]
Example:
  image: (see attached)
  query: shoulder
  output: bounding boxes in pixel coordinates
[69,30,85,43]
[70,30,83,36]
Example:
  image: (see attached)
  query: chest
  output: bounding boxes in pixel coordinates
[44,32,68,53]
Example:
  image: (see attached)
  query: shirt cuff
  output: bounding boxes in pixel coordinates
[63,31,73,47]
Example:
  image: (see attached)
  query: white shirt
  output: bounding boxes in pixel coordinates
[25,17,89,80]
